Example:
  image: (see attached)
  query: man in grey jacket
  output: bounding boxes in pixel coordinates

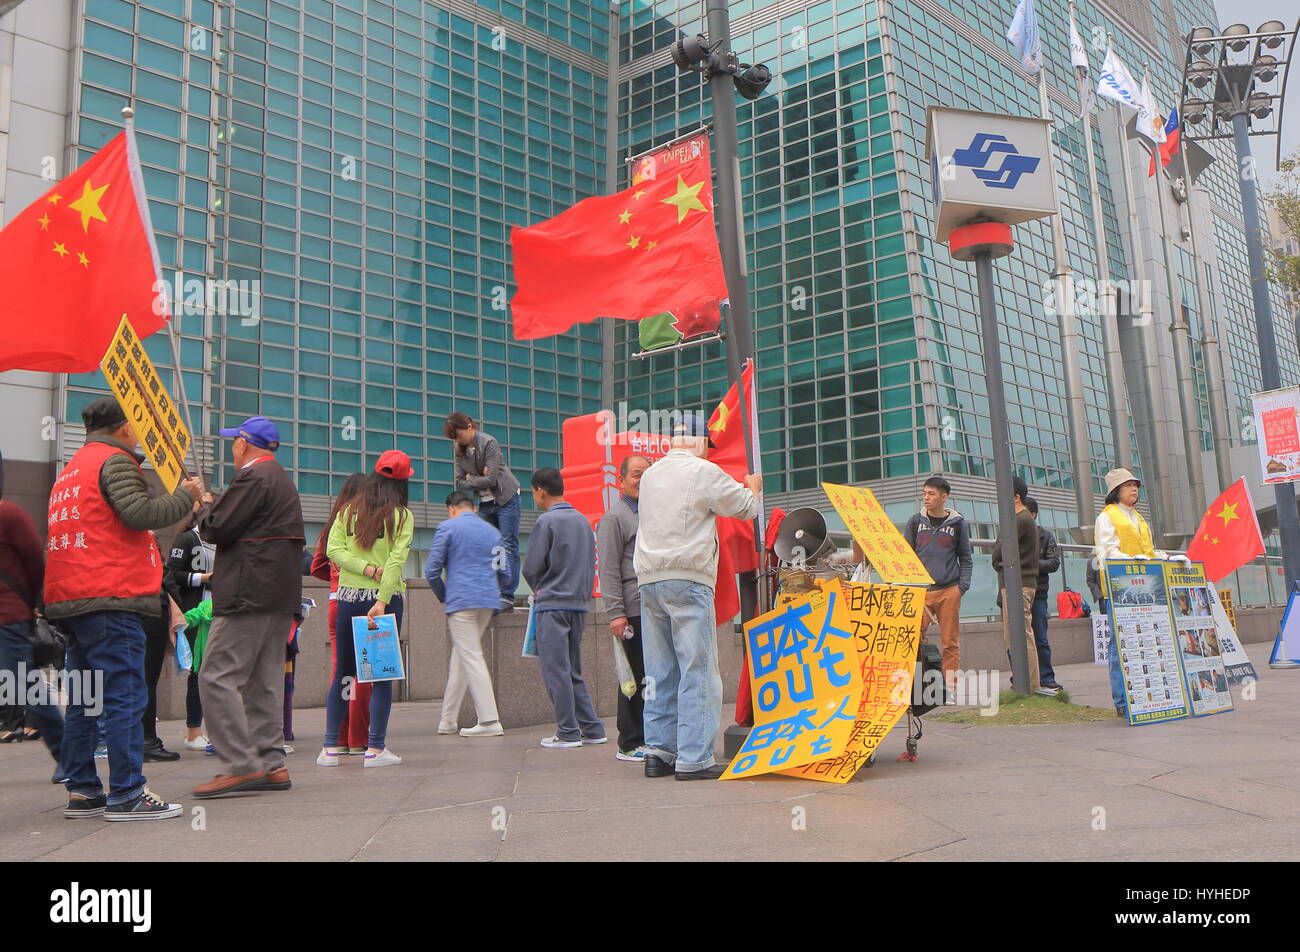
[445,412,521,612]
[597,454,650,761]
[523,468,604,748]
[635,415,760,781]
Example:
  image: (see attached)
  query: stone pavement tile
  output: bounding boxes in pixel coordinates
[899,781,1254,840]
[496,793,960,862]
[33,814,392,862]
[899,818,1300,862]
[1139,769,1300,820]
[351,807,507,862]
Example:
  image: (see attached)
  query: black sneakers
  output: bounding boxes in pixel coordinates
[144,738,181,762]
[644,755,675,778]
[64,793,107,819]
[104,788,182,821]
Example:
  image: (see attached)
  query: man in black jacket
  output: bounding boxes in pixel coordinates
[1024,498,1062,690]
[193,417,304,798]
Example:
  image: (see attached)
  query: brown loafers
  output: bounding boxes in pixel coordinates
[192,771,267,799]
[257,767,291,791]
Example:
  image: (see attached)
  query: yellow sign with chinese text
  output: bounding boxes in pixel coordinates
[719,586,862,780]
[782,579,923,782]
[98,315,191,493]
[822,482,933,586]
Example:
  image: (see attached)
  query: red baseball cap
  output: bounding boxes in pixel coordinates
[375,450,413,480]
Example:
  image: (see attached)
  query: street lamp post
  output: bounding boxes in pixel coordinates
[1179,20,1300,594]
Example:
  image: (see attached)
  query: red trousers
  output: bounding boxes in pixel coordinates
[328,597,372,747]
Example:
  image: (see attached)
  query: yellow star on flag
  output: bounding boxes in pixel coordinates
[77,251,90,268]
[710,400,730,434]
[1216,502,1239,527]
[1211,537,1220,545]
[52,241,68,258]
[633,189,644,200]
[646,239,658,251]
[68,179,110,233]
[618,209,631,224]
[626,235,640,249]
[37,214,50,231]
[661,175,707,223]
[48,193,62,205]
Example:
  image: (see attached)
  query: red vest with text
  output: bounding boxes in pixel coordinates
[43,441,161,608]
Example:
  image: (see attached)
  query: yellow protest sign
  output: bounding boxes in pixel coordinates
[782,580,923,782]
[822,482,933,586]
[720,586,862,780]
[98,315,192,493]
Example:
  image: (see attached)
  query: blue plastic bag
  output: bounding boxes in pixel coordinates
[174,626,193,672]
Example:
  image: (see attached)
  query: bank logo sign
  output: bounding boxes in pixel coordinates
[951,133,1041,189]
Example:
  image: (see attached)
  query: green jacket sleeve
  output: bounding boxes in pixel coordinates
[184,598,212,627]
[378,509,413,604]
[102,452,193,531]
[326,509,370,578]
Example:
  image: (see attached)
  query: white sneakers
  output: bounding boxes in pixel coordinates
[437,723,459,735]
[364,749,402,768]
[459,723,504,737]
[183,735,209,751]
[316,747,344,767]
[540,736,582,748]
[582,736,608,746]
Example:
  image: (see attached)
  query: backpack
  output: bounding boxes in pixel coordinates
[1057,586,1084,619]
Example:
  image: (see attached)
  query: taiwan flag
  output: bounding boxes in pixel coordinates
[510,141,728,340]
[1149,107,1181,177]
[1184,478,1266,583]
[0,130,169,373]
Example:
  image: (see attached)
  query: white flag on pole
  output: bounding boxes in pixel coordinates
[1069,10,1095,117]
[1137,74,1167,145]
[1096,48,1141,110]
[1006,0,1042,75]
[1069,12,1090,71]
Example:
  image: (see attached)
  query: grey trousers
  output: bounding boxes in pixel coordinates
[199,612,292,776]
[536,610,603,742]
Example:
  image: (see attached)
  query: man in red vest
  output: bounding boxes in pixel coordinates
[45,398,202,820]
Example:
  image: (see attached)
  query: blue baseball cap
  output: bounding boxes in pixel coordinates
[673,412,715,449]
[219,415,281,450]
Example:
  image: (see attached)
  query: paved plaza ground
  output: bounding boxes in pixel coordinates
[3,643,1297,862]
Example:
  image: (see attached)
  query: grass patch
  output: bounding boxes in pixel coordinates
[928,689,1118,726]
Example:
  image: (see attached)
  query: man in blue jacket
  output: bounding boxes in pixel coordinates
[523,468,604,749]
[903,476,973,700]
[426,491,510,737]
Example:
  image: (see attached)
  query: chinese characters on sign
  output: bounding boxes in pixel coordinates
[98,315,192,493]
[821,483,934,586]
[720,587,862,780]
[1251,386,1300,483]
[782,579,922,783]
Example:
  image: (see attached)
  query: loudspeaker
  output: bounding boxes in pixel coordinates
[773,507,836,564]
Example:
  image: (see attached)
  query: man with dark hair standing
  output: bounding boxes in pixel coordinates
[1023,497,1062,691]
[444,412,521,613]
[992,476,1053,696]
[903,475,972,700]
[426,490,509,737]
[523,467,604,749]
[597,454,650,762]
[45,398,202,820]
[193,416,305,798]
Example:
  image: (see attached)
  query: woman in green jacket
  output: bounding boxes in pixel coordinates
[319,452,414,768]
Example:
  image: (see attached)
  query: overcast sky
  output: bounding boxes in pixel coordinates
[1209,1,1298,183]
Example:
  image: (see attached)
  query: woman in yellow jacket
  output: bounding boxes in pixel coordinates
[1093,468,1190,718]
[319,452,414,768]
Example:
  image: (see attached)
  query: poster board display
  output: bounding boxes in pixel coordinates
[1207,587,1257,684]
[1091,614,1110,665]
[1105,561,1191,725]
[1251,386,1300,483]
[1166,563,1233,717]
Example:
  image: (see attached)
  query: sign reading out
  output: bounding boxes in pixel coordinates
[98,315,192,493]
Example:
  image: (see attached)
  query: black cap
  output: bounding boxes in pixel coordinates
[81,397,127,433]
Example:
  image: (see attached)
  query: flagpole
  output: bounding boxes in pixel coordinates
[1036,66,1095,541]
[1071,2,1131,473]
[1140,67,1209,520]
[122,105,205,491]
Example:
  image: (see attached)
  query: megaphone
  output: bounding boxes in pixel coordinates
[773,508,836,565]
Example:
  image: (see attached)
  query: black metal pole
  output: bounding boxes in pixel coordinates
[1233,113,1300,593]
[975,248,1031,696]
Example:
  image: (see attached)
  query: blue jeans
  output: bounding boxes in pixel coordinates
[640,579,722,772]
[477,493,520,599]
[325,594,403,750]
[1031,597,1056,684]
[0,621,63,759]
[1101,597,1126,711]
[59,611,147,805]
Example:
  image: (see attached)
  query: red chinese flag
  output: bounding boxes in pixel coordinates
[709,360,761,576]
[0,131,168,373]
[510,149,728,340]
[1184,478,1266,583]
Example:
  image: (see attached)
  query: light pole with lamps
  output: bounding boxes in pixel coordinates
[1178,20,1300,598]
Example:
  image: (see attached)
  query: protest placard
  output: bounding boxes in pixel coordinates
[821,483,932,586]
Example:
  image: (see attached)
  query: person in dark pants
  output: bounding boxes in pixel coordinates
[445,412,521,613]
[523,468,604,749]
[597,454,650,762]
[167,511,214,750]
[141,534,184,762]
[0,449,63,774]
[1024,497,1062,690]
